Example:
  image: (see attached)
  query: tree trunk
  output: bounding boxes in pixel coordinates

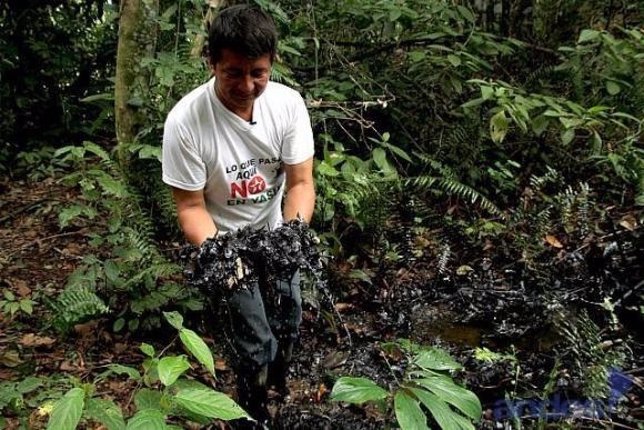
[190,0,228,59]
[114,0,158,168]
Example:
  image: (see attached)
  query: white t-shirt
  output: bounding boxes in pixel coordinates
[162,78,314,234]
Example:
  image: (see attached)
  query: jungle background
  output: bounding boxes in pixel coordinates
[0,0,642,429]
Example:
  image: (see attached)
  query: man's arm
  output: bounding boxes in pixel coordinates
[283,157,315,223]
[171,187,218,246]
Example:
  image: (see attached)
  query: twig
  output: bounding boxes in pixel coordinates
[7,229,88,258]
[0,201,47,224]
[53,247,84,260]
[577,416,639,430]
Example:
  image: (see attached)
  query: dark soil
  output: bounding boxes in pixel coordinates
[1,175,642,429]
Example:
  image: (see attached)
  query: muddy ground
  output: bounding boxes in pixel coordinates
[1,176,642,429]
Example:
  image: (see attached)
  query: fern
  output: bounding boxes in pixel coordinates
[554,308,623,398]
[53,141,201,332]
[529,165,561,191]
[555,182,592,235]
[437,242,451,275]
[51,285,110,331]
[523,64,556,89]
[409,152,503,216]
[408,175,503,217]
[120,262,181,292]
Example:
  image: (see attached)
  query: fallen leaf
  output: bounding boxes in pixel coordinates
[545,234,563,248]
[315,383,328,402]
[14,279,31,297]
[59,361,78,372]
[20,333,56,348]
[215,359,229,371]
[619,215,637,231]
[74,321,98,337]
[456,265,474,276]
[322,350,350,369]
[333,303,353,312]
[0,350,23,367]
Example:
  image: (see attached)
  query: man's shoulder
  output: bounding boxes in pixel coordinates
[167,79,213,123]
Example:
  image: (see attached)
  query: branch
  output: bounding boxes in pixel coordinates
[294,34,561,74]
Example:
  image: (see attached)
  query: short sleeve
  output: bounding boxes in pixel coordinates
[281,95,315,165]
[161,115,207,191]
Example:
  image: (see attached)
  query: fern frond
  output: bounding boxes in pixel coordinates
[51,285,110,331]
[121,262,181,291]
[529,165,561,191]
[554,308,618,398]
[407,175,503,217]
[523,64,556,89]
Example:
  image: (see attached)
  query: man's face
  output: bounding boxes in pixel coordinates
[212,48,271,117]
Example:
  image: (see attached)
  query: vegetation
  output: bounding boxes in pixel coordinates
[331,340,482,430]
[1,0,641,428]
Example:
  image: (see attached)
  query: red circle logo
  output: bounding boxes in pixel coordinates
[247,175,266,194]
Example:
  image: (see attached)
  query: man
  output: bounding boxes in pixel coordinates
[161,5,315,427]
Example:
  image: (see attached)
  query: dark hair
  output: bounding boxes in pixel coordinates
[208,5,278,64]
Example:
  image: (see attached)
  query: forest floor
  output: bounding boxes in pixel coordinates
[0,175,642,429]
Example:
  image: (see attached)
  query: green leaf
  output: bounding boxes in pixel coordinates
[605,80,621,95]
[561,128,575,145]
[591,130,603,154]
[126,409,167,430]
[104,261,121,283]
[134,388,164,411]
[158,356,190,387]
[19,299,33,315]
[106,364,141,381]
[16,377,42,394]
[47,388,85,430]
[80,92,113,103]
[163,311,183,330]
[8,302,19,316]
[85,398,126,430]
[136,145,162,161]
[330,377,389,404]
[415,376,482,420]
[531,114,549,137]
[316,161,340,177]
[461,98,485,109]
[179,328,215,376]
[4,290,15,301]
[140,343,156,357]
[457,5,475,22]
[173,387,249,421]
[413,347,462,371]
[380,141,412,163]
[113,318,125,332]
[408,51,426,62]
[448,54,461,67]
[490,110,509,144]
[578,29,600,43]
[58,205,85,228]
[481,86,494,100]
[410,387,474,430]
[94,171,127,197]
[372,148,394,174]
[394,391,429,430]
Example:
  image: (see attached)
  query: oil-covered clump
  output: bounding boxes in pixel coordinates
[181,219,324,294]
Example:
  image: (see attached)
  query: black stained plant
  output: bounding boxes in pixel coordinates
[181,219,325,295]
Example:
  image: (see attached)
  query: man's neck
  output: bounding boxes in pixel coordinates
[214,81,253,122]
